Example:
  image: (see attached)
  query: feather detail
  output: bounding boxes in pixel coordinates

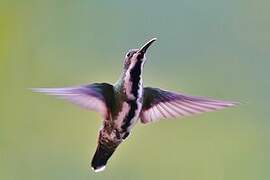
[32,83,114,119]
[140,87,238,123]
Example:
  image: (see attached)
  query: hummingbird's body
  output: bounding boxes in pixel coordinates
[33,38,238,172]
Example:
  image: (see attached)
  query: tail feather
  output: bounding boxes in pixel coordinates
[91,142,116,172]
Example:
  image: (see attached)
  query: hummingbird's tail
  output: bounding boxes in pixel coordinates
[91,141,118,172]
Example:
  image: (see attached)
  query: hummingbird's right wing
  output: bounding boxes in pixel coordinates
[32,83,114,119]
[140,87,238,124]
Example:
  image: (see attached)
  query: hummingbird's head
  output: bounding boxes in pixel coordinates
[123,38,156,71]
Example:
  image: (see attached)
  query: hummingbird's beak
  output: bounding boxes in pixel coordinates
[138,38,157,55]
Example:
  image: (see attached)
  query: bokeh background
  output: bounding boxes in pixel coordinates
[1,0,269,180]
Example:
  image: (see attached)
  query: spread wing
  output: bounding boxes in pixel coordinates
[32,83,114,119]
[140,87,238,124]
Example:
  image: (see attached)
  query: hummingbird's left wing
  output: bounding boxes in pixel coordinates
[140,87,238,124]
[32,83,114,119]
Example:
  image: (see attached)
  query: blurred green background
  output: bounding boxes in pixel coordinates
[1,0,269,180]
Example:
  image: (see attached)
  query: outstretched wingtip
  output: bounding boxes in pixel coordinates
[222,100,241,107]
[30,88,45,93]
[29,87,76,96]
[30,88,54,95]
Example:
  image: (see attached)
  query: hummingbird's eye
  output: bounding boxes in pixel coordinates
[126,52,131,58]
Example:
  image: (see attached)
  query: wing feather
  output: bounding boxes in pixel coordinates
[140,87,238,124]
[32,83,114,119]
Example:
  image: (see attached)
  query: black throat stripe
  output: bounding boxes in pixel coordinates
[121,100,137,130]
[130,60,142,98]
[121,60,143,131]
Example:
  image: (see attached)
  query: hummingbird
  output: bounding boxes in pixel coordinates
[32,38,237,172]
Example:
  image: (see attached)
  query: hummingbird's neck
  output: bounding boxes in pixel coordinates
[117,60,144,100]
